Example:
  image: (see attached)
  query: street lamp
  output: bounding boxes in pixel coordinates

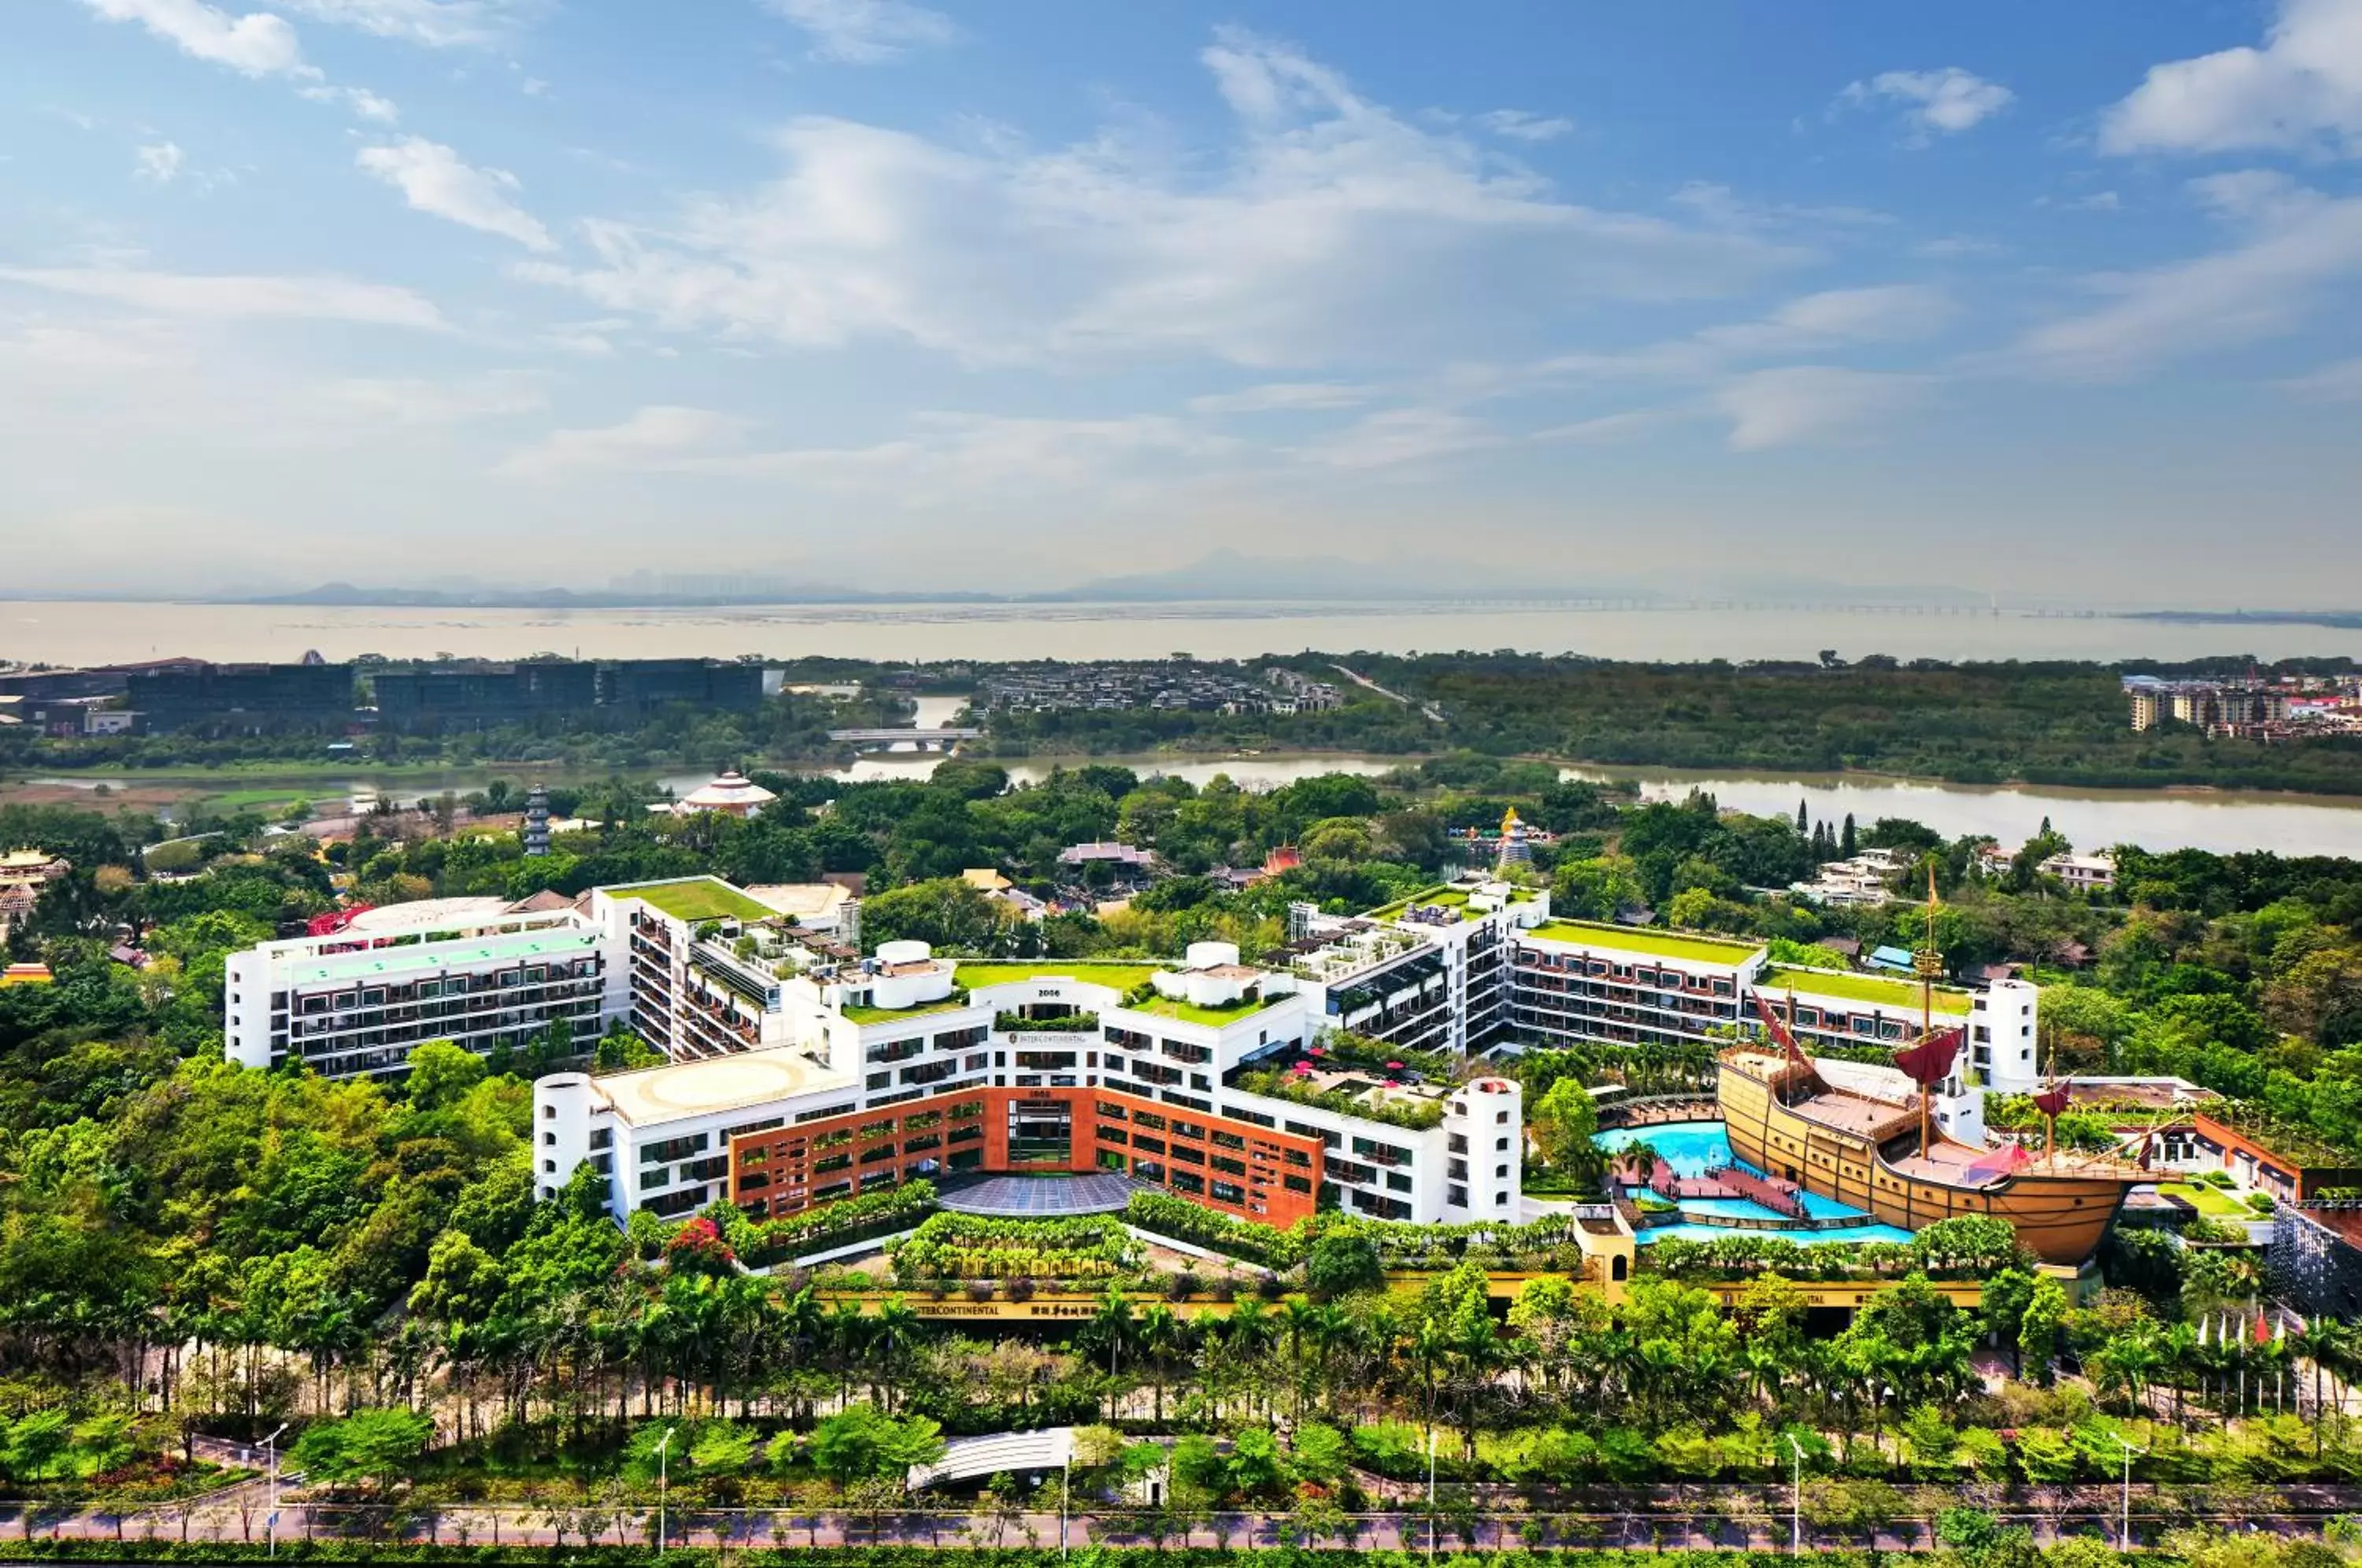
[1426,1425,1438,1566]
[2115,1436,2145,1551]
[655,1426,676,1559]
[261,1424,288,1559]
[1784,1433,1804,1557]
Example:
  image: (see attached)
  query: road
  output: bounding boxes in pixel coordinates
[1331,664,1446,723]
[1,1495,2348,1555]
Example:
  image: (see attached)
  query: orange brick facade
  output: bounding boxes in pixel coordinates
[729,1085,1324,1228]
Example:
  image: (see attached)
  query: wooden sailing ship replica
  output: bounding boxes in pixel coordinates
[1716,875,2148,1266]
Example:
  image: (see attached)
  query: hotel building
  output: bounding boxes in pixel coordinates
[224,871,2033,1232]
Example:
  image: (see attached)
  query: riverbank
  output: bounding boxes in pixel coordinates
[12,746,2362,858]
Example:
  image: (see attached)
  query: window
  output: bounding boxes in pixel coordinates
[641,1133,709,1164]
[1495,1164,1509,1179]
[1212,1155,1247,1177]
[1131,1134,1166,1155]
[1170,1170,1205,1196]
[589,1128,612,1151]
[542,1105,556,1119]
[1211,1181,1246,1204]
[1283,1174,1312,1195]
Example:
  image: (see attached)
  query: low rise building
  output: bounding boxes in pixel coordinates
[2039,850,2116,893]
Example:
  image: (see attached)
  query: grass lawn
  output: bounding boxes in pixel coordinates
[611,878,779,923]
[2159,1180,2249,1216]
[842,999,976,1025]
[1526,919,1764,965]
[1760,964,1976,1011]
[1127,993,1278,1026]
[955,961,1164,992]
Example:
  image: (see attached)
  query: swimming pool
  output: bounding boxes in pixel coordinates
[1595,1119,1903,1241]
[1638,1222,1920,1247]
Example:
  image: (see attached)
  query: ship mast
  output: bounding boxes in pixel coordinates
[1915,864,1942,1156]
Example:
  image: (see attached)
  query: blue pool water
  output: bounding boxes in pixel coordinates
[1597,1120,1731,1175]
[1594,1119,1905,1243]
[1639,1222,1920,1247]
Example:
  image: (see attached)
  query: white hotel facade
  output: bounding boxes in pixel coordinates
[224,873,2039,1230]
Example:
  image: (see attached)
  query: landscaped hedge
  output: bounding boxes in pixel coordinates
[890,1211,1140,1283]
[1126,1191,1304,1268]
[739,1182,939,1268]
[0,1542,1917,1568]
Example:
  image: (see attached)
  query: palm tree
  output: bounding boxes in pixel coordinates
[874,1296,923,1412]
[1138,1304,1184,1426]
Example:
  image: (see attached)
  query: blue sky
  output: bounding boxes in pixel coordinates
[6,0,2362,601]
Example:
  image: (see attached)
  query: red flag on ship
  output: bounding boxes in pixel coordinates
[2255,1311,2272,1347]
[1892,1026,1964,1087]
[2031,1082,2072,1118]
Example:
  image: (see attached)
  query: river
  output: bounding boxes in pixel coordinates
[9,598,2362,666]
[31,749,2353,857]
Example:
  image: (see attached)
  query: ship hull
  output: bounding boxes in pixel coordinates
[1718,1059,2132,1266]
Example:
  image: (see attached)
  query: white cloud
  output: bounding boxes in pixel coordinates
[2280,355,2362,398]
[134,142,186,183]
[1839,68,2014,142]
[1295,408,1501,469]
[2008,186,2362,379]
[76,0,309,77]
[521,28,1794,368]
[1912,235,2008,259]
[760,0,955,63]
[1188,382,1369,413]
[321,372,545,423]
[1668,181,1890,229]
[357,137,555,250]
[494,405,753,482]
[1715,365,1931,449]
[302,83,400,121]
[1477,109,1574,142]
[268,0,531,48]
[0,266,447,328]
[1694,283,1953,355]
[1531,408,1683,446]
[2101,0,2362,158]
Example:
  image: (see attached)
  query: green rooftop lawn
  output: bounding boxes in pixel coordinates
[1525,920,1764,966]
[1760,964,1975,1012]
[612,878,778,924]
[954,962,1164,993]
[842,998,976,1026]
[1126,993,1279,1026]
[2158,1180,2248,1217]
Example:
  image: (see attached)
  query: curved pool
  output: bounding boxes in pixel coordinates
[1595,1119,1907,1241]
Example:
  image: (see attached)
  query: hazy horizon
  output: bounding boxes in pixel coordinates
[9,2,2362,601]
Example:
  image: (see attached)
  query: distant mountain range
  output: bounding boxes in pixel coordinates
[205,554,1990,608]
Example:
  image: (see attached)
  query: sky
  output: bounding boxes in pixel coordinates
[6,0,2362,603]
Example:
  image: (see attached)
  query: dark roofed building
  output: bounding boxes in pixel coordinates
[129,661,356,734]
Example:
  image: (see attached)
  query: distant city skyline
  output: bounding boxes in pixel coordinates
[6,0,2361,601]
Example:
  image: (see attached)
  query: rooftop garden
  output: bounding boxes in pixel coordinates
[842,989,974,1025]
[953,960,1165,992]
[1124,990,1279,1026]
[2202,1102,2362,1171]
[1525,919,1765,965]
[613,877,778,923]
[1759,963,1975,1011]
[1231,1066,1447,1130]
